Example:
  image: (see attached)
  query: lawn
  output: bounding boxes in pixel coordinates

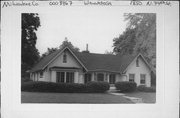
[124,92,156,103]
[21,92,133,103]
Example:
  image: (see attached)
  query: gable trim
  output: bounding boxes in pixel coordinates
[138,54,156,74]
[42,47,88,71]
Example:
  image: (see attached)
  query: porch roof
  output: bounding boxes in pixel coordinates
[49,66,81,70]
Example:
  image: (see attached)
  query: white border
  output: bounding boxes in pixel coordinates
[1,1,179,118]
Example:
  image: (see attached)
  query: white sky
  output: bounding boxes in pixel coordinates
[36,8,127,55]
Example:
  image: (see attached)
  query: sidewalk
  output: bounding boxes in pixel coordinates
[108,87,143,103]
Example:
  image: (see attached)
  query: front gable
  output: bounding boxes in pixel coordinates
[125,55,151,74]
[48,48,83,69]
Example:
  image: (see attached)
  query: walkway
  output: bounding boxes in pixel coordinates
[108,87,143,104]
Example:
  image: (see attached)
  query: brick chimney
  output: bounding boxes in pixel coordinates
[82,44,90,53]
[86,44,88,52]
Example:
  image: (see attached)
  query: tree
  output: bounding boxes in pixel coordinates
[113,28,136,55]
[59,37,80,52]
[104,50,114,55]
[21,13,40,77]
[41,37,80,59]
[113,13,156,67]
[41,47,58,58]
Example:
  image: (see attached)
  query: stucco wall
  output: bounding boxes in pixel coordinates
[125,56,151,87]
[78,72,84,83]
[116,74,122,82]
[51,71,56,82]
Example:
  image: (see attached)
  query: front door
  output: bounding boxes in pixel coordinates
[109,74,116,86]
[97,73,104,81]
[85,73,91,83]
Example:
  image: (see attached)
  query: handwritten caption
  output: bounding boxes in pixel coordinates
[130,1,171,6]
[2,0,172,8]
[49,1,72,6]
[2,1,39,8]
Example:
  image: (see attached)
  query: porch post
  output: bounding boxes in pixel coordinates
[74,71,79,83]
[104,73,106,82]
[94,72,97,81]
[107,73,109,83]
[91,72,94,81]
[64,72,67,83]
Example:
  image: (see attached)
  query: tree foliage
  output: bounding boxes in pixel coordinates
[41,38,80,58]
[59,37,80,52]
[41,47,58,58]
[113,13,156,67]
[21,13,40,76]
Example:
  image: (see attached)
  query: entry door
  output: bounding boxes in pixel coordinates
[109,74,116,84]
[85,73,91,83]
[97,73,104,81]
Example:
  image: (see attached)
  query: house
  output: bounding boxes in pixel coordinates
[30,45,155,87]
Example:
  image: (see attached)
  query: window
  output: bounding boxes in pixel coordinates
[63,53,67,63]
[109,74,116,84]
[40,71,43,78]
[140,74,146,84]
[56,72,65,83]
[97,73,104,81]
[129,74,135,82]
[56,72,74,83]
[136,57,139,67]
[66,72,74,83]
[85,73,91,83]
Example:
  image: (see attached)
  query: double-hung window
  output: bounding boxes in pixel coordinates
[40,71,43,78]
[66,72,74,83]
[56,72,65,83]
[129,74,135,82]
[63,53,67,63]
[140,74,146,84]
[56,72,74,83]
[136,57,139,67]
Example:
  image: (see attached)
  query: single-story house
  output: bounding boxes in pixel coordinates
[30,45,155,87]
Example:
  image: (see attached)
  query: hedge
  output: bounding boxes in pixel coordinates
[86,81,110,93]
[115,81,137,92]
[21,81,110,93]
[137,85,156,92]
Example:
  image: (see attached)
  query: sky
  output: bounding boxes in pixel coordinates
[36,8,127,55]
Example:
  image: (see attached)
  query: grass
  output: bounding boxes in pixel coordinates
[21,92,133,103]
[124,91,156,103]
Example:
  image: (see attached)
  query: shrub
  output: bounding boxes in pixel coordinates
[86,81,110,93]
[21,81,87,93]
[115,81,137,92]
[21,81,110,93]
[137,85,156,92]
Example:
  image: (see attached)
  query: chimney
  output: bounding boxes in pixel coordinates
[86,44,88,51]
[82,44,90,53]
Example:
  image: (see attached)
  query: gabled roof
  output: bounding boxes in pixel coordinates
[74,51,136,73]
[30,46,155,74]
